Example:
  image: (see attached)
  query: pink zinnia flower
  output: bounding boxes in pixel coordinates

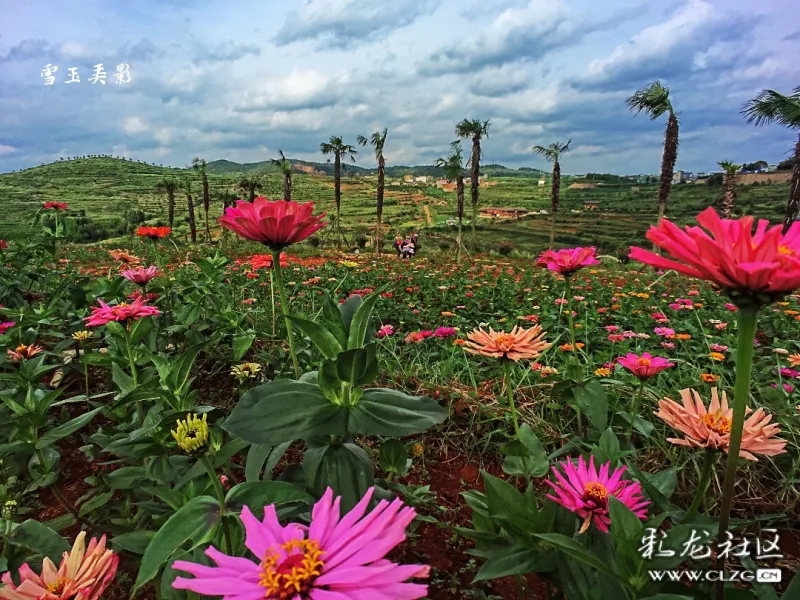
[121,265,158,286]
[617,352,675,380]
[0,321,15,335]
[607,334,625,343]
[376,324,394,338]
[219,198,327,249]
[604,325,619,333]
[433,326,457,339]
[545,456,649,534]
[629,208,800,299]
[709,343,728,353]
[661,341,676,349]
[537,247,600,274]
[83,297,161,327]
[654,327,675,337]
[42,201,68,210]
[172,487,429,599]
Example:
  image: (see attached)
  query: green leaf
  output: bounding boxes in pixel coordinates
[78,490,114,517]
[598,428,620,461]
[110,530,154,555]
[111,362,136,396]
[245,442,291,482]
[134,495,220,593]
[232,334,256,361]
[482,471,537,532]
[379,439,408,475]
[348,389,447,436]
[338,295,362,337]
[322,290,345,332]
[224,481,312,513]
[303,442,374,512]
[572,380,608,432]
[223,380,347,444]
[474,545,550,581]
[104,466,148,489]
[287,316,343,359]
[335,344,378,386]
[36,406,104,449]
[608,496,644,543]
[531,532,616,576]
[502,424,549,478]
[129,316,152,345]
[346,290,382,350]
[11,519,70,562]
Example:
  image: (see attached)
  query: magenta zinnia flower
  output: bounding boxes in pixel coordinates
[219,198,327,249]
[546,456,649,534]
[172,487,429,599]
[629,208,800,299]
[83,297,160,327]
[617,352,674,380]
[537,247,600,274]
[121,266,158,286]
[376,324,394,338]
[0,321,15,335]
[433,326,457,339]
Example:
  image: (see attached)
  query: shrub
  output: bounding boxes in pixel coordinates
[498,241,515,256]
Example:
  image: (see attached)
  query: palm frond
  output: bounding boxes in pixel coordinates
[626,81,672,120]
[741,88,800,129]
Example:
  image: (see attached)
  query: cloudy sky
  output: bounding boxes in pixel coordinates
[1,0,799,174]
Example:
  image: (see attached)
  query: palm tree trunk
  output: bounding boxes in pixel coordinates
[721,173,735,219]
[202,174,210,242]
[167,191,175,228]
[457,175,465,264]
[783,132,800,234]
[187,194,197,243]
[249,186,256,202]
[471,137,480,251]
[655,112,679,249]
[375,155,385,256]
[284,174,291,201]
[335,154,342,248]
[549,161,561,249]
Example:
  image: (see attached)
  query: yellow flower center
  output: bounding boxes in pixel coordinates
[636,358,652,367]
[259,539,325,599]
[778,245,795,256]
[702,410,732,435]
[494,333,516,352]
[47,580,66,595]
[583,482,609,507]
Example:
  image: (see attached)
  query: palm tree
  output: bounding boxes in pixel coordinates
[718,161,741,219]
[183,181,197,243]
[320,136,357,246]
[357,129,388,255]
[532,139,571,248]
[626,81,679,239]
[455,119,490,250]
[742,86,800,232]
[192,157,211,242]
[270,150,293,201]
[155,176,179,228]
[435,141,466,263]
[238,174,263,202]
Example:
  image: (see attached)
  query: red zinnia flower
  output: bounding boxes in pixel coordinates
[219,198,327,249]
[84,297,161,327]
[630,208,800,300]
[42,201,68,210]
[537,247,600,274]
[135,226,172,239]
[250,253,289,270]
[0,240,7,250]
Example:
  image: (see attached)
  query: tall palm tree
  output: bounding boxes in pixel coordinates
[717,161,741,219]
[270,150,293,201]
[357,128,388,255]
[532,139,571,249]
[238,174,263,202]
[155,176,179,228]
[192,157,211,242]
[455,119,490,250]
[742,86,800,232]
[435,141,466,263]
[183,181,197,243]
[626,81,679,241]
[320,136,357,247]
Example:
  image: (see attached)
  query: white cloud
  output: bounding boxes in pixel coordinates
[123,117,147,134]
[0,145,15,156]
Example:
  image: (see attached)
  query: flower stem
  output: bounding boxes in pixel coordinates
[683,448,718,521]
[125,330,142,425]
[269,269,276,337]
[200,455,234,555]
[715,306,759,598]
[271,249,300,379]
[503,360,521,438]
[625,380,645,444]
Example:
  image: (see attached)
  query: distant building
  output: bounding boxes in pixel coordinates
[403,174,414,182]
[435,178,448,188]
[414,175,430,183]
[479,207,529,219]
[538,179,546,186]
[672,170,689,184]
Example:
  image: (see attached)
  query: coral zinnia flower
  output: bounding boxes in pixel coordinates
[250,253,289,270]
[617,352,674,380]
[6,344,44,363]
[629,208,800,300]
[463,325,550,361]
[83,297,160,327]
[121,266,158,286]
[135,226,172,239]
[172,487,429,599]
[108,249,141,265]
[42,201,68,210]
[219,198,327,249]
[789,354,800,367]
[537,247,600,274]
[545,456,649,534]
[0,531,118,600]
[655,388,786,460]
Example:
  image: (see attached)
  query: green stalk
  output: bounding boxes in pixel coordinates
[269,269,276,337]
[125,329,143,425]
[271,249,300,379]
[683,448,718,522]
[715,306,759,598]
[200,455,234,555]
[625,379,646,444]
[503,360,521,437]
[564,275,582,382]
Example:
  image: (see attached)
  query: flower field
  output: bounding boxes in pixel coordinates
[0,201,799,600]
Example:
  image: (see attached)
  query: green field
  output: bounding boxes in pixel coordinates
[0,157,791,255]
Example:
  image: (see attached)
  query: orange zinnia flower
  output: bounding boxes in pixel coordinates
[463,325,550,361]
[788,354,800,367]
[0,531,118,600]
[655,388,786,460]
[559,343,585,352]
[701,373,720,383]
